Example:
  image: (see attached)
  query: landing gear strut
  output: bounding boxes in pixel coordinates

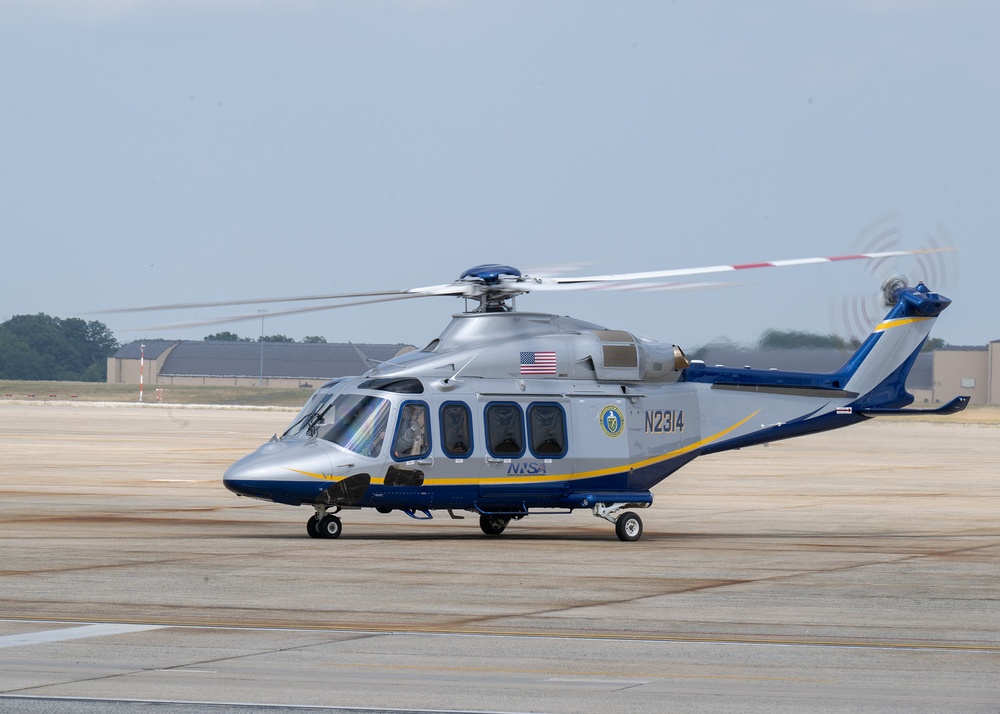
[593,503,646,542]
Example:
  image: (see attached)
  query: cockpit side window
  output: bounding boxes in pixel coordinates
[440,402,473,458]
[316,394,391,458]
[392,401,431,461]
[485,402,524,458]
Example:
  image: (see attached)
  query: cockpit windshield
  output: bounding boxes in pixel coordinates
[315,394,391,458]
[283,391,337,438]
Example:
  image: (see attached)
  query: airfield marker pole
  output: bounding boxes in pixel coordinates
[139,343,144,403]
[259,310,266,386]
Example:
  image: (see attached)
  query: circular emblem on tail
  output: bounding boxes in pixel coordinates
[600,405,625,438]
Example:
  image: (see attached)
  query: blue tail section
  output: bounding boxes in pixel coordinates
[676,283,964,462]
[836,283,951,410]
[680,283,952,409]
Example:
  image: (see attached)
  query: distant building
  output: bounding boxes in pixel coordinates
[931,343,1000,406]
[107,340,415,388]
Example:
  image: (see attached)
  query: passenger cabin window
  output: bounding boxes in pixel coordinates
[440,403,473,458]
[393,402,431,460]
[527,403,567,458]
[485,402,524,458]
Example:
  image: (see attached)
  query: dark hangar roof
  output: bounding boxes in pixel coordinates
[114,340,413,380]
[112,339,178,360]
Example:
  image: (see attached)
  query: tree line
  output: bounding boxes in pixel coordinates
[203,331,328,343]
[0,313,119,381]
[0,314,337,383]
[690,329,945,359]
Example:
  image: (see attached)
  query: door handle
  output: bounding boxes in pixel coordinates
[416,457,434,466]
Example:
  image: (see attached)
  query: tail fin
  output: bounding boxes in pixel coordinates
[836,283,951,410]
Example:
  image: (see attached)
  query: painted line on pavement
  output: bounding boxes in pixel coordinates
[0,623,167,649]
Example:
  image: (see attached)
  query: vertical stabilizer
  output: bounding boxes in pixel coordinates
[836,283,951,410]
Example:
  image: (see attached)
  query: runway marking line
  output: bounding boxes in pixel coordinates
[0,623,166,649]
[2,617,998,653]
[0,694,534,714]
[321,662,830,684]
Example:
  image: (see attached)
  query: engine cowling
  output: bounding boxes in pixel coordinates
[588,330,689,382]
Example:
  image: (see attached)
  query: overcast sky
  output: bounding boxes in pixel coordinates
[2,0,996,351]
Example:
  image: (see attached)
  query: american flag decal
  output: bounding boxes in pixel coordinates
[520,351,556,375]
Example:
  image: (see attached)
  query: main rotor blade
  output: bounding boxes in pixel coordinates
[105,246,956,322]
[523,280,735,293]
[101,282,468,315]
[126,293,433,332]
[538,248,956,286]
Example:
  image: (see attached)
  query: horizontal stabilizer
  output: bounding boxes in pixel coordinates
[855,395,970,416]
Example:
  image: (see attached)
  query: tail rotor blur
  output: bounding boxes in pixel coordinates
[829,213,958,345]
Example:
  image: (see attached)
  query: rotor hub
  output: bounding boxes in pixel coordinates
[459,264,522,285]
[458,264,528,312]
[881,275,908,307]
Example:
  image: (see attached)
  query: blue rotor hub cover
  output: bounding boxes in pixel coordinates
[460,264,522,285]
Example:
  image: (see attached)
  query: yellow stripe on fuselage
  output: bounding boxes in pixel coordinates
[287,410,761,488]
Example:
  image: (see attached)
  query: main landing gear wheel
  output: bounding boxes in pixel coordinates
[306,514,321,539]
[615,511,643,542]
[479,514,510,536]
[317,514,343,539]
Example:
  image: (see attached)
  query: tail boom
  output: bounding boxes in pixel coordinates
[676,283,964,460]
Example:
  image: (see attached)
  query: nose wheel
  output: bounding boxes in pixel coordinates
[307,510,343,539]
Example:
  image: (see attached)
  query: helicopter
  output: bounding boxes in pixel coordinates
[126,251,968,541]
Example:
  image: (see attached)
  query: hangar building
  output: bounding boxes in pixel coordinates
[931,343,1000,406]
[107,340,415,388]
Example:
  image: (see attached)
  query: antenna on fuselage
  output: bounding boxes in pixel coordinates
[442,353,479,385]
[349,342,382,371]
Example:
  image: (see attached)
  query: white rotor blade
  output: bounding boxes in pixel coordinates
[106,246,956,324]
[523,280,735,293]
[103,289,419,314]
[405,283,477,297]
[539,249,955,286]
[126,294,432,332]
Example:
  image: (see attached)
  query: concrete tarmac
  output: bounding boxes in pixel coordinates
[1,401,998,712]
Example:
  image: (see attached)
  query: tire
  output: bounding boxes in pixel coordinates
[615,511,642,542]
[479,514,509,536]
[318,514,343,539]
[306,515,321,538]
